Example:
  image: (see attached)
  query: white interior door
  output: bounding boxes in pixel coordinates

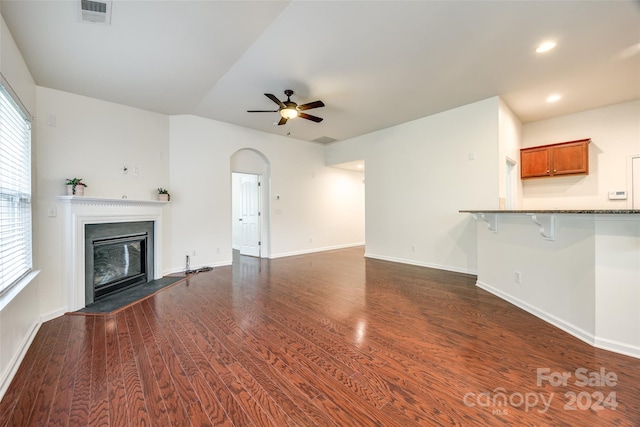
[239,174,261,257]
[633,157,640,209]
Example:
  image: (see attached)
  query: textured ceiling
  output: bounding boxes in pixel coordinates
[2,0,639,143]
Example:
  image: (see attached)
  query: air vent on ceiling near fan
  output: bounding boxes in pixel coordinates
[312,136,338,145]
[78,0,112,25]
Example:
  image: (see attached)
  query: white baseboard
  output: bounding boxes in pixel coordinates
[270,242,365,259]
[364,252,477,276]
[476,280,640,359]
[594,336,640,359]
[476,280,594,344]
[0,320,41,401]
[41,308,67,321]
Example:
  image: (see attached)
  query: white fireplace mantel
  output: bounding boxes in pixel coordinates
[58,196,168,312]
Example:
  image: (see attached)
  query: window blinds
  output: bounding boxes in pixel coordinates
[0,83,32,295]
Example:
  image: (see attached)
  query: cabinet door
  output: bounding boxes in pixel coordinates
[521,147,550,178]
[552,141,588,176]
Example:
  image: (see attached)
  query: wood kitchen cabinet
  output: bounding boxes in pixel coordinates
[520,138,590,179]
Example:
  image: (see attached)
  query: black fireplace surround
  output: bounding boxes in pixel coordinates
[84,221,154,305]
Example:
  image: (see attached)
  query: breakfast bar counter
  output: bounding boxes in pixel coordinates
[461,209,640,214]
[460,209,640,359]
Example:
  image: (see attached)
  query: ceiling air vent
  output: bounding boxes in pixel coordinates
[78,0,112,25]
[312,136,338,145]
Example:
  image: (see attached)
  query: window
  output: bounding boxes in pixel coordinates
[0,80,32,296]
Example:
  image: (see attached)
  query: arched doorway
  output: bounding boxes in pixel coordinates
[230,149,271,258]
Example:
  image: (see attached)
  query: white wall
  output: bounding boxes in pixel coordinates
[0,18,35,111]
[476,215,596,340]
[231,148,269,174]
[326,97,501,274]
[521,100,640,209]
[168,115,365,272]
[498,98,523,208]
[34,87,170,318]
[0,13,39,400]
[594,218,640,355]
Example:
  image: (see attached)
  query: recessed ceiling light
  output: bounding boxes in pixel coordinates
[536,41,556,53]
[546,94,561,103]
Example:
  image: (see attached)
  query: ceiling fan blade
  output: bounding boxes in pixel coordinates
[298,112,323,123]
[297,100,325,111]
[265,93,285,108]
[277,116,288,126]
[247,110,279,113]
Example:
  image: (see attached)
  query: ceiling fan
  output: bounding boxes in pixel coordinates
[247,89,324,125]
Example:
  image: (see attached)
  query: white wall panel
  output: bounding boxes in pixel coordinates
[326,97,501,274]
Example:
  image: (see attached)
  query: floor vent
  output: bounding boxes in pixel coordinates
[78,0,112,25]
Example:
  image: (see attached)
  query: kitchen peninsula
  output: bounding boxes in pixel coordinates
[461,209,640,359]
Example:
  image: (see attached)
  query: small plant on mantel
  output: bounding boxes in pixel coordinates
[65,178,87,196]
[157,187,170,201]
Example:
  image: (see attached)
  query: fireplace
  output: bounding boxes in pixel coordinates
[93,234,147,298]
[85,221,154,304]
[59,196,167,312]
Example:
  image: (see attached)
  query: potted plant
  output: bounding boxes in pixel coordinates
[157,187,170,202]
[66,178,87,196]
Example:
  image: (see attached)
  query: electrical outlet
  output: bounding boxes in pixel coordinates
[514,271,521,284]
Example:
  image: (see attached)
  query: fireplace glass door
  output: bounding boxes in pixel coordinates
[92,233,147,300]
[85,221,154,305]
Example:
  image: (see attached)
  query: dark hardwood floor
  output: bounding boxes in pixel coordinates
[1,246,638,426]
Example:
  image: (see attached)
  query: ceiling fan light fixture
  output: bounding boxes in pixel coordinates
[536,40,556,53]
[546,94,561,103]
[249,90,323,125]
[280,108,298,119]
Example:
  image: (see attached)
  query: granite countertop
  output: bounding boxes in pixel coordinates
[459,209,640,214]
